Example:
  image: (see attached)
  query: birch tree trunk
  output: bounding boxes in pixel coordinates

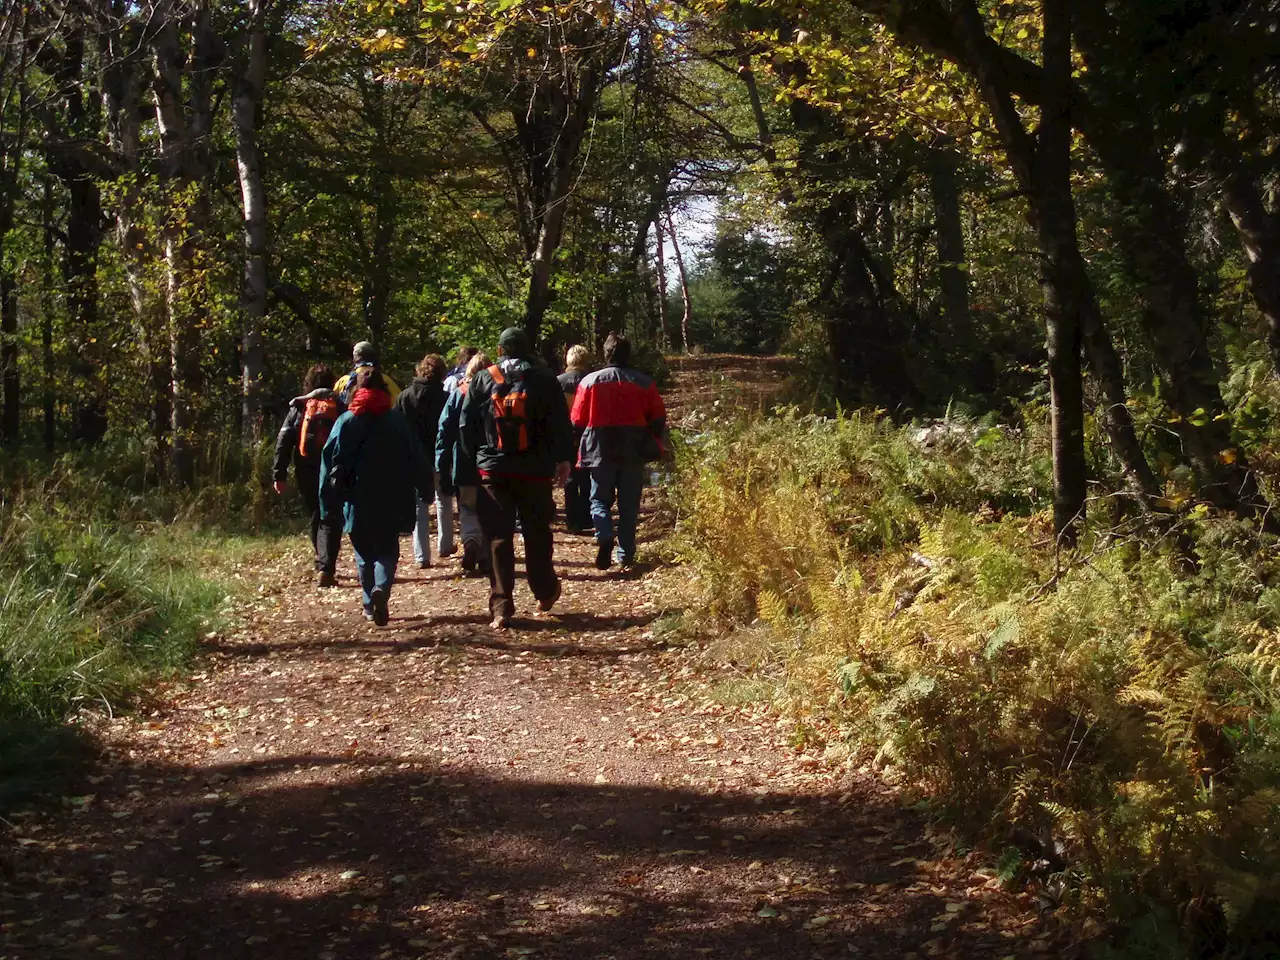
[665,207,692,353]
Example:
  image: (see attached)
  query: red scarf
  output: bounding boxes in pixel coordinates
[348,387,391,416]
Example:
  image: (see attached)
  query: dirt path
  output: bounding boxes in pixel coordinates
[2,360,1070,959]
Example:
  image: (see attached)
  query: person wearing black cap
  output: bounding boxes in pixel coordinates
[459,326,574,629]
[334,341,402,407]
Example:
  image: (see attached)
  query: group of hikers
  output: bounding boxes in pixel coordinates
[271,328,670,629]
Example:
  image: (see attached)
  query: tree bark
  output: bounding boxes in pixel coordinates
[666,206,692,352]
[654,217,671,352]
[104,7,169,459]
[151,2,218,486]
[0,31,27,447]
[1217,171,1280,375]
[41,178,55,450]
[233,0,270,444]
[927,143,970,330]
[50,26,107,446]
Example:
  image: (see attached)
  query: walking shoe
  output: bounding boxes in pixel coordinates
[417,559,431,570]
[461,542,477,573]
[317,571,337,588]
[370,587,389,627]
[439,545,458,558]
[595,539,615,570]
[537,579,562,613]
[618,555,636,570]
[490,614,510,630]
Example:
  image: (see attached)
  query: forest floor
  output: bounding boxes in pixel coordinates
[1,357,1075,960]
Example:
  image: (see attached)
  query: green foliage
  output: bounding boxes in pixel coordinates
[0,445,299,804]
[673,411,1280,951]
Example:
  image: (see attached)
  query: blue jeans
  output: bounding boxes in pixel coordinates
[436,490,456,555]
[350,530,399,613]
[589,464,644,562]
[412,497,433,565]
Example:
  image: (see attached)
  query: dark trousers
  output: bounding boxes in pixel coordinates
[296,462,342,575]
[476,475,559,619]
[564,467,593,531]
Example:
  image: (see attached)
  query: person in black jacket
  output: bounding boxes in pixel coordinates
[460,327,574,629]
[273,363,343,586]
[395,353,449,568]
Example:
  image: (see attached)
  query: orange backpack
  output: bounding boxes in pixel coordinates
[298,397,339,460]
[487,364,530,453]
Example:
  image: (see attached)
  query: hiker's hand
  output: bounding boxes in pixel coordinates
[459,485,478,509]
[555,461,571,484]
[273,480,286,495]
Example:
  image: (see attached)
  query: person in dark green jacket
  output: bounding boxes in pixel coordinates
[459,327,574,629]
[320,369,432,626]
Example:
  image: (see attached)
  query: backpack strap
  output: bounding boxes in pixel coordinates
[488,364,505,386]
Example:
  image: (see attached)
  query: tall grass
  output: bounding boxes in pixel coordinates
[671,409,1280,955]
[0,439,289,804]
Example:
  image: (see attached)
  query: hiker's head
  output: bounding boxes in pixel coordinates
[464,351,490,380]
[304,363,335,392]
[416,353,446,380]
[565,344,591,372]
[602,332,631,367]
[356,368,387,393]
[497,327,532,360]
[352,341,378,366]
[456,346,478,369]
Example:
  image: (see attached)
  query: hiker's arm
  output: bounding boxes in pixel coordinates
[570,382,589,429]
[272,407,300,482]
[317,419,344,519]
[647,385,672,461]
[547,376,576,465]
[456,380,483,486]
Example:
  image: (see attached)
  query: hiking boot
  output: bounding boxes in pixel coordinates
[370,587,389,627]
[595,539,615,570]
[490,614,510,630]
[317,571,337,588]
[537,579,562,613]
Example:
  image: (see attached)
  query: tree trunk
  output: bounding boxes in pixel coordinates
[233,0,270,445]
[517,60,607,342]
[105,13,170,460]
[41,179,55,450]
[151,3,218,486]
[50,26,107,446]
[666,207,692,352]
[362,183,394,345]
[1217,171,1280,375]
[928,143,970,329]
[1037,0,1087,539]
[654,217,671,352]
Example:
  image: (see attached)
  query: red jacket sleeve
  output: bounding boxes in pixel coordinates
[571,383,590,429]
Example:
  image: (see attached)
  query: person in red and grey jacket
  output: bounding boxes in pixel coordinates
[570,332,669,570]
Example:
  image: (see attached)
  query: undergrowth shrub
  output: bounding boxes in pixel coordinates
[671,410,1280,953]
[0,441,288,805]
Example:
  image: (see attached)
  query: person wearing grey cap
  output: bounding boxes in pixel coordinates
[334,341,402,407]
[459,326,574,629]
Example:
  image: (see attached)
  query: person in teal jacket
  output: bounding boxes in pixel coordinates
[320,369,432,625]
